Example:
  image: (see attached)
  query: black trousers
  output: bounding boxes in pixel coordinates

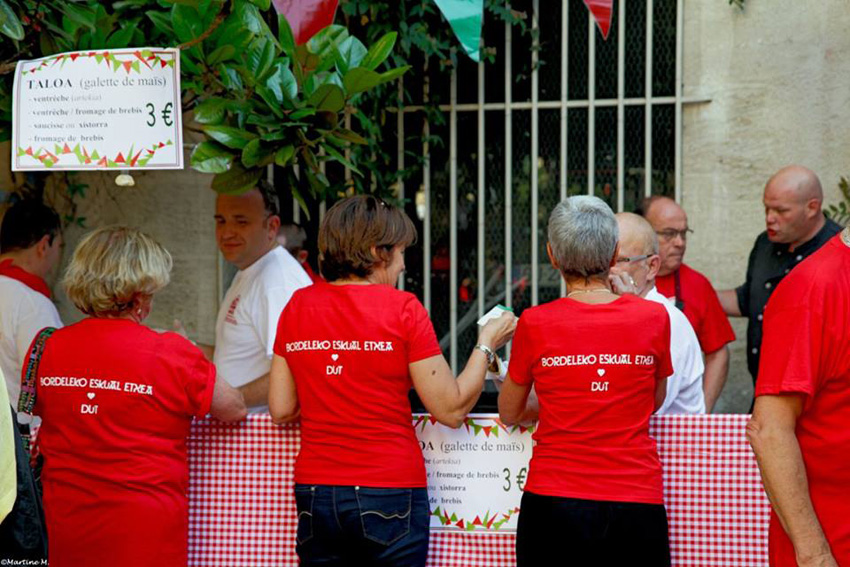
[516,491,671,567]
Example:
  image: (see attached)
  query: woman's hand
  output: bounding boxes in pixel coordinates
[479,311,518,350]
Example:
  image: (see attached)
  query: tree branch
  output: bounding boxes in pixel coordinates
[176,10,227,51]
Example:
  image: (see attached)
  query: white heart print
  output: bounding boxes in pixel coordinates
[87,392,95,400]
[597,369,605,377]
[331,353,339,361]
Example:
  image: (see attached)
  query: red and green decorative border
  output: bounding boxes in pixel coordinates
[16,140,173,168]
[431,506,520,531]
[414,415,535,436]
[23,49,175,76]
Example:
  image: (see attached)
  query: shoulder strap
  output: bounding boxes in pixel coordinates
[18,327,57,417]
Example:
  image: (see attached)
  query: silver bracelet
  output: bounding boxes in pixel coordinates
[473,343,495,365]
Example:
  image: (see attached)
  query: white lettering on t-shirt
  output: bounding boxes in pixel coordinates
[286,340,395,353]
[286,340,331,352]
[39,375,154,396]
[539,353,654,368]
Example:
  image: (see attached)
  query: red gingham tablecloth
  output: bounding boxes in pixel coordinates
[187,414,770,567]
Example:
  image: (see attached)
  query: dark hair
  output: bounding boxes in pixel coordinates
[256,180,280,218]
[318,195,417,281]
[278,223,307,254]
[0,200,61,253]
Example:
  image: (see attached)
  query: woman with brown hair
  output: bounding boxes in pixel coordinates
[270,195,516,566]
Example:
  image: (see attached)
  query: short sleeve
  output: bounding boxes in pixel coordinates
[695,289,736,354]
[273,296,295,358]
[257,287,288,360]
[755,293,823,403]
[655,311,674,383]
[15,299,62,378]
[403,297,441,363]
[507,315,535,386]
[736,238,760,316]
[162,334,216,418]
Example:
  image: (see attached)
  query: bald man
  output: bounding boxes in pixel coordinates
[639,197,735,413]
[611,214,705,414]
[718,165,842,388]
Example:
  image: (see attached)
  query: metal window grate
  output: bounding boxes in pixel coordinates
[287,0,698,372]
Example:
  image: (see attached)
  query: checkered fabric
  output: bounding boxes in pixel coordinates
[187,414,770,567]
[651,414,770,567]
[188,415,300,566]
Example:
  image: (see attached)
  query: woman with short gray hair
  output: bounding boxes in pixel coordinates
[499,195,674,566]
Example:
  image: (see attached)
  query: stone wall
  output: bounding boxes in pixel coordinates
[50,152,221,345]
[682,0,850,412]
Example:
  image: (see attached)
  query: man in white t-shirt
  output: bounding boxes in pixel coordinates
[0,200,64,408]
[611,213,705,414]
[199,182,311,411]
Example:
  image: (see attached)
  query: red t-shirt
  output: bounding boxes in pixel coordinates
[31,318,215,567]
[656,263,735,354]
[508,295,673,504]
[755,235,850,567]
[274,282,442,487]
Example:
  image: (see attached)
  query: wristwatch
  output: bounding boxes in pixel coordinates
[474,343,496,366]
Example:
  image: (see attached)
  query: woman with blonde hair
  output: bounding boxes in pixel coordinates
[19,226,246,567]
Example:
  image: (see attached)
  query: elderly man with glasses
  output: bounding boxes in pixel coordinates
[638,196,735,412]
[611,213,705,415]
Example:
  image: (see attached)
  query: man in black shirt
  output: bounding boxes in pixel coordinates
[718,165,842,386]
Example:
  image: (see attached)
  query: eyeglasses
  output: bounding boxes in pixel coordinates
[655,228,694,241]
[616,254,651,264]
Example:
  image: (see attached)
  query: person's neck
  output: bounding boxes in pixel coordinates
[564,275,616,303]
[639,279,654,298]
[330,274,382,286]
[0,251,46,279]
[236,242,278,271]
[788,214,826,252]
[657,265,679,278]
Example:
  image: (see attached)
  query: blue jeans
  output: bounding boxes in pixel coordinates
[294,484,430,567]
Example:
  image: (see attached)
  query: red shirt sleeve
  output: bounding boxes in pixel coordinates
[161,334,216,418]
[507,314,535,386]
[404,297,442,363]
[691,271,736,354]
[655,309,674,383]
[755,296,822,405]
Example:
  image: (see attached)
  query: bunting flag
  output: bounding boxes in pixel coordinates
[272,0,340,45]
[433,0,484,62]
[583,0,615,40]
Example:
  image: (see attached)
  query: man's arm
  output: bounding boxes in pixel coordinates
[747,395,837,567]
[210,374,248,422]
[195,342,215,361]
[717,289,742,317]
[238,372,270,408]
[702,345,729,413]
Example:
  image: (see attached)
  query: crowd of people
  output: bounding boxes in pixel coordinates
[0,163,846,566]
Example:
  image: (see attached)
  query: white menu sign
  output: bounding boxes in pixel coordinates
[414,414,534,532]
[12,47,182,171]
